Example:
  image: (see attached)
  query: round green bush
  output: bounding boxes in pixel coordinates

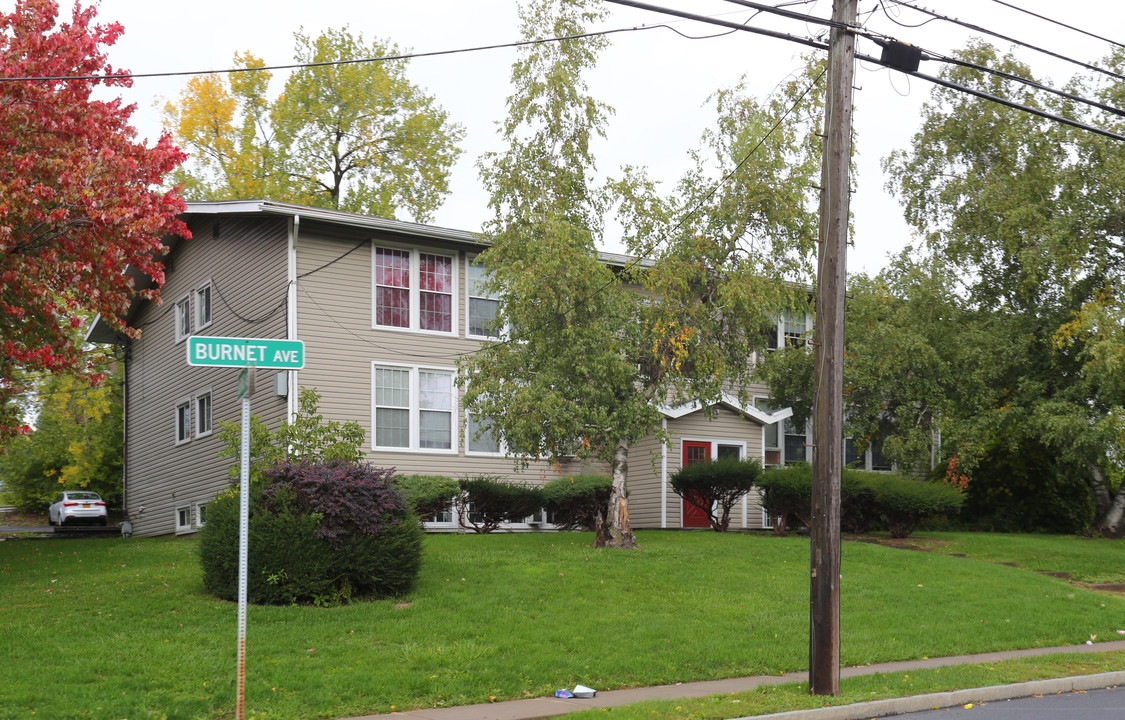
[670,458,762,531]
[456,475,542,533]
[198,461,424,605]
[541,474,612,530]
[862,473,965,538]
[395,474,458,520]
[757,463,812,535]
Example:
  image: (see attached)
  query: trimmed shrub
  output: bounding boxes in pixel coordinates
[198,461,424,605]
[396,474,458,520]
[456,475,542,533]
[541,474,612,530]
[863,473,965,538]
[670,458,763,532]
[757,463,812,536]
[840,469,881,535]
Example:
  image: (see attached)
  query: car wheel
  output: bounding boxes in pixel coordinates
[100,518,108,527]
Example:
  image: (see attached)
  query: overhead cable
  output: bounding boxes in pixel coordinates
[882,0,1125,84]
[609,0,1125,142]
[988,0,1125,51]
[0,21,742,83]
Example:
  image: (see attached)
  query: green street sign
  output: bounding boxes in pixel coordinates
[187,336,305,370]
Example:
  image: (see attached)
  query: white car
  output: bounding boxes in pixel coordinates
[48,491,108,526]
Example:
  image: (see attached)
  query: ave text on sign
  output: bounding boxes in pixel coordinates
[187,336,305,370]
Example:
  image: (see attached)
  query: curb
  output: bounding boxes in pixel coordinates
[729,671,1125,720]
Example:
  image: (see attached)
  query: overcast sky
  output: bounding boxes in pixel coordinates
[80,0,1125,276]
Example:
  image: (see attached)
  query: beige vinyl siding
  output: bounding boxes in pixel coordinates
[294,230,598,487]
[625,431,667,528]
[125,215,289,537]
[665,406,767,530]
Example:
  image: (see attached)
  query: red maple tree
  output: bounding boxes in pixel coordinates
[0,0,188,440]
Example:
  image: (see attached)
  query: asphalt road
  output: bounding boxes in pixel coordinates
[891,685,1125,719]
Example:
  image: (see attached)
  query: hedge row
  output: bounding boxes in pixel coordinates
[394,473,614,533]
[757,463,964,538]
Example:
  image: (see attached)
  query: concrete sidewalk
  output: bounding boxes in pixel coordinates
[339,640,1125,720]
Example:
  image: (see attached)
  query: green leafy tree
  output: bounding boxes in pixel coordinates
[757,252,998,473]
[217,387,364,485]
[0,360,123,512]
[460,0,656,549]
[461,5,825,548]
[165,28,464,223]
[879,41,1125,533]
[615,61,825,409]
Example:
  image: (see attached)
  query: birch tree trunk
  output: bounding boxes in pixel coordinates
[596,440,637,549]
[1091,462,1125,537]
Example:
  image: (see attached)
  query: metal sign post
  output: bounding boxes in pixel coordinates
[187,336,303,719]
[236,388,250,720]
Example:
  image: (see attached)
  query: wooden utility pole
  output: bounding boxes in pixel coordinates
[810,0,857,697]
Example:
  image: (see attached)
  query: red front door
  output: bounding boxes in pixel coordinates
[682,441,712,528]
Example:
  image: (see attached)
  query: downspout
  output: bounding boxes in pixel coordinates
[287,215,299,423]
[120,339,129,536]
[660,418,668,529]
[761,416,768,528]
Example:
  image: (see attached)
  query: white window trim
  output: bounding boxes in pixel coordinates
[679,437,747,466]
[195,281,213,332]
[174,295,191,343]
[371,362,458,454]
[175,504,193,534]
[195,502,208,528]
[464,408,506,457]
[195,389,213,439]
[174,397,191,446]
[465,253,503,340]
[371,243,459,336]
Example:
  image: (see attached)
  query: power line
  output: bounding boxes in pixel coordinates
[880,0,1125,84]
[604,0,830,54]
[897,61,1125,141]
[613,0,1125,141]
[987,0,1125,51]
[0,18,764,84]
[925,50,1125,119]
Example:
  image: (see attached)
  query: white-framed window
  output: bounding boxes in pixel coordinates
[195,282,212,330]
[755,397,782,466]
[175,399,191,445]
[467,256,501,339]
[196,503,208,527]
[372,364,457,452]
[175,505,193,534]
[845,437,894,472]
[783,416,809,465]
[174,296,191,342]
[681,438,747,465]
[767,310,810,350]
[465,410,503,455]
[195,391,212,438]
[373,245,457,334]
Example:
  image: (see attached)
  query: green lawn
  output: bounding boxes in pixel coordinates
[562,651,1125,720]
[924,531,1125,583]
[1,531,1123,720]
